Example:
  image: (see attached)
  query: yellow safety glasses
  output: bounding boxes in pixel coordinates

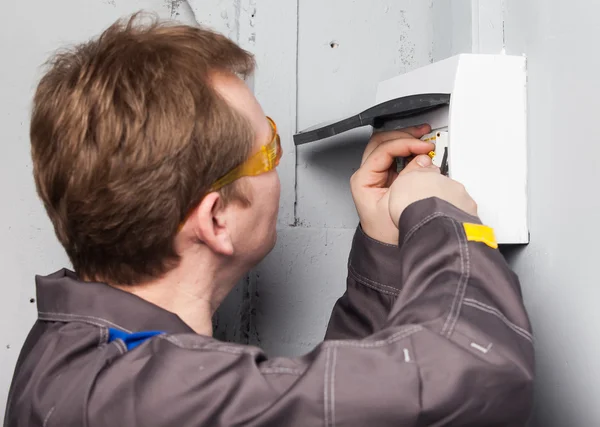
[178,116,282,231]
[210,116,282,192]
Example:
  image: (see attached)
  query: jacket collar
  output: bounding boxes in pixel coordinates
[36,269,195,334]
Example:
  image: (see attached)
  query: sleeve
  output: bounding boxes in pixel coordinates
[324,226,404,340]
[87,197,534,427]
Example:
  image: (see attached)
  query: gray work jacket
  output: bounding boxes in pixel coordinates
[4,198,534,426]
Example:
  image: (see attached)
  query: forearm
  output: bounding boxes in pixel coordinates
[325,226,401,340]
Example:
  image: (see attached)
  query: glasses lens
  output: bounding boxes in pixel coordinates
[275,136,282,165]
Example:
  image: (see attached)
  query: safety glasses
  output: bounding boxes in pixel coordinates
[210,116,282,192]
[178,116,282,231]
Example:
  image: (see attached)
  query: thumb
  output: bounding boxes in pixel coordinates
[399,154,436,175]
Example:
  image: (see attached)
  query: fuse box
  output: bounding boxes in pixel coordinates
[294,54,528,244]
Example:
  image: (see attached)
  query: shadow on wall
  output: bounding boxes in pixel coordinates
[296,126,372,197]
[500,244,528,266]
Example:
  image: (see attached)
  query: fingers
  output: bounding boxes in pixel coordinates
[400,154,431,174]
[362,124,432,164]
[400,155,441,175]
[360,138,434,176]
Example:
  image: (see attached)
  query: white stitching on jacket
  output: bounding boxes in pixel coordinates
[325,325,422,349]
[348,264,401,294]
[113,339,127,355]
[330,347,338,427]
[324,348,331,426]
[259,367,304,376]
[402,212,446,245]
[442,220,471,337]
[43,406,55,427]
[161,335,263,357]
[162,325,423,354]
[398,210,473,338]
[347,265,400,296]
[37,311,132,333]
[440,219,462,335]
[470,342,493,354]
[98,327,108,348]
[463,299,534,343]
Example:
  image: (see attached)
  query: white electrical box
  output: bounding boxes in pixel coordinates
[294,54,528,245]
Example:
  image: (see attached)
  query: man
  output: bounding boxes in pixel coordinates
[5,14,534,427]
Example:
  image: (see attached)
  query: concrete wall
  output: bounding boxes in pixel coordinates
[503,1,600,425]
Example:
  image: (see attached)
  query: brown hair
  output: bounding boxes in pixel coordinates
[30,13,256,285]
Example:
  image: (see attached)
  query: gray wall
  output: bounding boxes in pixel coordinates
[503,1,600,425]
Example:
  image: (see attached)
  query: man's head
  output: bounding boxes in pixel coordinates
[31,14,281,286]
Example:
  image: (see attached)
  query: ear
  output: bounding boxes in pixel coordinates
[188,192,235,256]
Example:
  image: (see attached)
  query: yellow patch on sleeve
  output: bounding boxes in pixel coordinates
[463,223,498,249]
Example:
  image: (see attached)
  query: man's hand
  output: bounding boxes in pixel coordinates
[388,168,478,228]
[350,125,435,245]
